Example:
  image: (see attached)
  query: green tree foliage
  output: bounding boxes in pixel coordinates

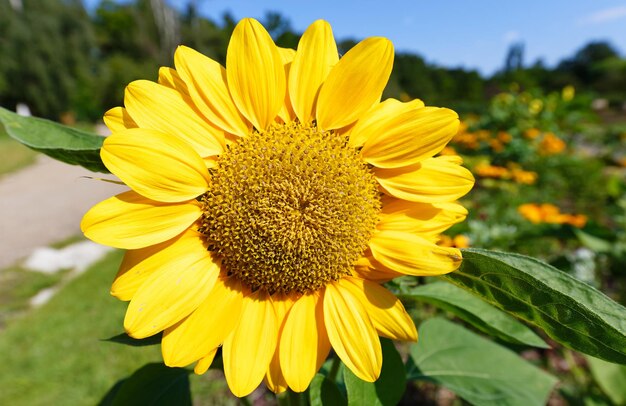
[0,0,96,119]
[1,1,625,121]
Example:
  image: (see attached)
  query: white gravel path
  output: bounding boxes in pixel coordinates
[0,154,126,269]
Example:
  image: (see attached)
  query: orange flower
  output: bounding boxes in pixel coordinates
[474,163,509,179]
[518,203,586,227]
[497,131,512,143]
[438,235,470,248]
[489,139,504,152]
[524,128,541,140]
[539,132,566,155]
[518,204,542,223]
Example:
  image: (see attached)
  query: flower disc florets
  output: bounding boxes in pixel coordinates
[200,122,381,294]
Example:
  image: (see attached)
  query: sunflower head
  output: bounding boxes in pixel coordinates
[82,17,474,397]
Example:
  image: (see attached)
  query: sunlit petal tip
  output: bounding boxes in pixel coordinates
[264,355,288,394]
[227,17,286,131]
[375,157,475,203]
[316,36,394,130]
[289,19,338,124]
[101,129,210,202]
[103,106,137,133]
[174,45,251,136]
[223,290,278,397]
[359,105,461,168]
[81,191,202,250]
[193,348,218,375]
[279,293,326,392]
[157,67,189,95]
[162,275,244,367]
[370,230,463,276]
[123,252,219,338]
[344,277,418,341]
[323,281,382,382]
[110,230,204,301]
[124,80,225,157]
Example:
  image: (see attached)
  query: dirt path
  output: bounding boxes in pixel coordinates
[0,155,125,269]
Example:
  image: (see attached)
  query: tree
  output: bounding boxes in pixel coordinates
[0,0,97,119]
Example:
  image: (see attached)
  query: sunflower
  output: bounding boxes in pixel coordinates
[82,18,474,397]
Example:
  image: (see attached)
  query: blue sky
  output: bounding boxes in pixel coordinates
[85,0,626,75]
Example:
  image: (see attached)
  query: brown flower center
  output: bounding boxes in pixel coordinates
[199,122,381,294]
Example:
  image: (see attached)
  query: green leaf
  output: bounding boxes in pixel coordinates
[103,332,162,347]
[443,248,626,364]
[309,374,347,406]
[411,318,557,406]
[0,107,108,172]
[586,356,626,405]
[343,338,406,406]
[573,229,612,254]
[99,363,191,406]
[401,282,548,348]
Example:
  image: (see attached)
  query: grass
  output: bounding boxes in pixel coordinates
[0,250,237,405]
[0,266,65,327]
[0,125,38,177]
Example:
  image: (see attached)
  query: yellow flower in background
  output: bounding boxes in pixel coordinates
[562,85,575,101]
[529,99,544,114]
[81,18,474,397]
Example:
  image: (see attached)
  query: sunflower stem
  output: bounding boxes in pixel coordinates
[327,355,341,382]
[239,397,252,406]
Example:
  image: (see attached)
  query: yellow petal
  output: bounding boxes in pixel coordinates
[194,348,218,375]
[157,67,189,95]
[354,253,404,282]
[113,229,205,300]
[124,79,225,156]
[265,293,296,394]
[316,37,394,130]
[81,190,201,249]
[358,105,459,168]
[103,107,137,133]
[276,47,297,124]
[265,351,288,394]
[375,157,475,203]
[101,128,210,202]
[369,229,462,276]
[162,276,244,367]
[223,290,278,397]
[124,248,219,338]
[226,18,286,130]
[378,198,468,235]
[289,20,338,124]
[278,47,296,62]
[174,46,250,136]
[323,281,382,382]
[348,99,424,148]
[343,277,417,341]
[280,293,330,392]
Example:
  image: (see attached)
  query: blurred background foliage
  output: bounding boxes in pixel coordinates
[1,0,626,121]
